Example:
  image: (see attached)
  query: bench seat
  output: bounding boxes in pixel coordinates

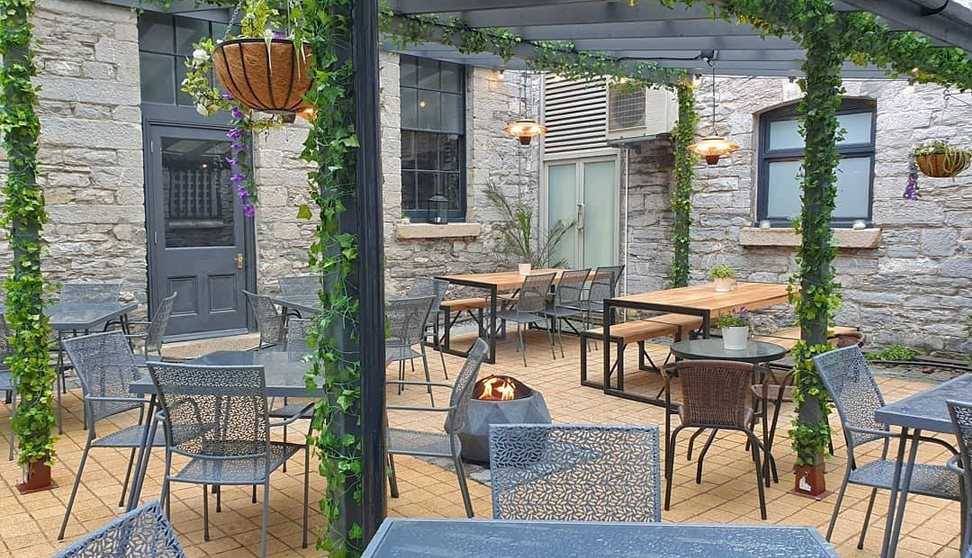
[440,297,488,312]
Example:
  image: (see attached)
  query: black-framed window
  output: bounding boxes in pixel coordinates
[137,13,233,106]
[757,98,877,227]
[400,55,466,221]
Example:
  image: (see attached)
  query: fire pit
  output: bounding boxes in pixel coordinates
[458,375,551,464]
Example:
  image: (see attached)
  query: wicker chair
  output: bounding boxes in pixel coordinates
[126,292,177,364]
[948,400,972,557]
[386,296,436,404]
[408,277,451,379]
[563,265,624,333]
[147,362,310,557]
[542,268,591,358]
[662,359,768,519]
[495,272,557,367]
[387,337,488,518]
[0,315,15,461]
[489,424,661,522]
[55,501,186,558]
[58,331,166,541]
[814,345,960,548]
[242,290,286,349]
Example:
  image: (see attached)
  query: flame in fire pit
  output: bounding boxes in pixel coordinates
[473,375,533,401]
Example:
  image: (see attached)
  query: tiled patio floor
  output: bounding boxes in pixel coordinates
[0,330,962,557]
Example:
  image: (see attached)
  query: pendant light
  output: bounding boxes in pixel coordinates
[689,60,739,165]
[504,70,547,145]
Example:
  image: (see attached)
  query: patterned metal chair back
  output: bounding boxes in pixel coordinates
[587,265,624,303]
[673,360,754,427]
[515,272,556,314]
[54,501,186,558]
[408,277,449,322]
[386,296,434,349]
[144,292,178,357]
[286,318,312,353]
[148,362,270,462]
[277,275,320,297]
[554,269,590,305]
[62,332,144,431]
[813,345,887,447]
[60,282,121,304]
[948,400,972,517]
[242,290,285,346]
[443,338,488,434]
[489,424,661,522]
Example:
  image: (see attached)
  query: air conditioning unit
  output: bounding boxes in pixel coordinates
[605,84,678,141]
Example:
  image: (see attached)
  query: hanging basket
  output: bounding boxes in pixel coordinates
[915,151,971,178]
[213,38,313,114]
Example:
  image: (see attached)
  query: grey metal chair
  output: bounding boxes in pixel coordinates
[59,281,122,304]
[947,400,972,557]
[55,501,186,558]
[147,362,311,557]
[242,290,286,349]
[58,331,165,541]
[270,318,315,471]
[814,345,961,548]
[408,277,451,379]
[0,315,16,461]
[496,272,557,367]
[662,359,768,519]
[542,268,590,358]
[277,275,320,318]
[489,424,661,522]
[387,337,488,519]
[564,265,624,333]
[386,296,436,404]
[126,292,177,364]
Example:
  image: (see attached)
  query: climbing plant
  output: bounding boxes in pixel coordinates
[0,0,57,467]
[667,82,700,288]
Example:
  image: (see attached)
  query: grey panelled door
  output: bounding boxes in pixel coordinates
[146,125,249,336]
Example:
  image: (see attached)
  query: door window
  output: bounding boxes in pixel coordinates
[161,137,236,248]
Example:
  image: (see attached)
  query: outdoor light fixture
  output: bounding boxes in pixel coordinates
[504,117,547,145]
[428,194,449,225]
[689,59,739,165]
[296,105,317,120]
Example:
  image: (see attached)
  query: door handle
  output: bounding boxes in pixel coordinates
[576,203,585,231]
[235,253,245,269]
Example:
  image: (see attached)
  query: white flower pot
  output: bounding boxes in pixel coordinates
[518,263,532,275]
[722,326,749,350]
[713,277,734,293]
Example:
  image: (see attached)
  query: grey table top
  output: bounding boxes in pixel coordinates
[270,295,318,315]
[670,339,788,364]
[875,373,972,433]
[0,301,138,331]
[362,519,840,558]
[129,350,322,398]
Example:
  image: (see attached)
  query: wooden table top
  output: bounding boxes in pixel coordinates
[438,268,566,291]
[611,282,791,316]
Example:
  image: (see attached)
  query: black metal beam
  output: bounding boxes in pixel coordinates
[512,19,764,41]
[393,1,713,28]
[839,0,972,51]
[389,0,594,14]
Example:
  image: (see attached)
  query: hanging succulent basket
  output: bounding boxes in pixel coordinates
[213,38,312,114]
[915,151,971,178]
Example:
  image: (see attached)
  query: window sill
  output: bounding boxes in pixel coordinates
[739,227,882,249]
[394,222,482,240]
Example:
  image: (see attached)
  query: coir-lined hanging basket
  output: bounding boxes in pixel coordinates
[214,38,312,113]
[915,151,971,178]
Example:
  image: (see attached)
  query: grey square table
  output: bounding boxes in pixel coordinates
[873,373,972,558]
[125,349,321,511]
[361,518,840,558]
[270,295,318,318]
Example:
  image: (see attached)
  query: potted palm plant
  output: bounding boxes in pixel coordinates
[708,263,737,293]
[484,182,573,271]
[717,308,750,350]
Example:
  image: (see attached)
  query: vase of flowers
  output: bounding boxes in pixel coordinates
[709,263,737,293]
[913,140,972,178]
[718,308,750,350]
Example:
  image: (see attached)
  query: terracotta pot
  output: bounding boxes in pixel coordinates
[793,463,826,497]
[214,38,313,113]
[18,460,54,494]
[916,152,970,178]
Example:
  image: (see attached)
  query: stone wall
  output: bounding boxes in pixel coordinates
[623,77,972,354]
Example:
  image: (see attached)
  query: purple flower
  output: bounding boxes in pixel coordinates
[230,173,246,184]
[227,127,244,140]
[242,203,256,218]
[272,31,286,39]
[230,107,244,120]
[903,158,920,201]
[221,91,234,101]
[236,186,249,199]
[231,141,246,153]
[225,156,238,167]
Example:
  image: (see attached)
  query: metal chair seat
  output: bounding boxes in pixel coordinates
[269,402,314,419]
[387,428,457,458]
[848,459,961,500]
[542,305,581,319]
[496,309,547,323]
[386,345,422,362]
[172,441,303,484]
[92,424,166,448]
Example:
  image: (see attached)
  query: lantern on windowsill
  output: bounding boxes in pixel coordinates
[428,194,449,225]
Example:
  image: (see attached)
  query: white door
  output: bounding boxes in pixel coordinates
[545,157,618,269]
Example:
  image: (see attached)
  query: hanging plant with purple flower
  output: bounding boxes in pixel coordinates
[228,105,257,217]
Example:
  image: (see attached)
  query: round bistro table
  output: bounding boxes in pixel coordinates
[670,338,787,364]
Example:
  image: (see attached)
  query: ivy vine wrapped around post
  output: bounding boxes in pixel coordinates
[0,0,58,491]
[667,82,700,288]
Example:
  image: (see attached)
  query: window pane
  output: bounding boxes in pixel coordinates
[834,156,871,219]
[175,62,193,106]
[139,13,173,53]
[441,93,462,133]
[400,57,417,87]
[402,172,417,211]
[837,112,872,146]
[401,88,418,129]
[414,132,438,170]
[584,161,617,270]
[417,58,439,89]
[440,135,461,171]
[765,160,802,221]
[440,63,462,92]
[140,52,176,105]
[401,131,415,170]
[417,90,441,130]
[416,172,436,208]
[445,173,461,210]
[176,17,209,56]
[547,164,578,269]
[768,118,802,151]
[161,137,235,248]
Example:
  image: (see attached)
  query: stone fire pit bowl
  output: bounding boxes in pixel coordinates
[457,376,551,465]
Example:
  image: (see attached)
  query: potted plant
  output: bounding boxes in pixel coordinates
[484,181,573,272]
[717,308,750,351]
[912,140,972,178]
[708,263,737,293]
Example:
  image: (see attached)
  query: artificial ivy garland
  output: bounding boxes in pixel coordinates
[668,82,700,288]
[0,0,58,467]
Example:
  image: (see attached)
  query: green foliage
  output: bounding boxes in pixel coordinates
[0,0,57,466]
[716,308,750,329]
[788,341,835,466]
[865,345,919,362]
[483,181,573,268]
[667,83,699,288]
[707,263,737,280]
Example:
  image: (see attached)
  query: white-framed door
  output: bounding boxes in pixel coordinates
[543,155,619,270]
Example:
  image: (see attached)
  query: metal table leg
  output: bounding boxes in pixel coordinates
[881,427,914,558]
[884,428,922,558]
[487,285,497,364]
[126,394,157,511]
